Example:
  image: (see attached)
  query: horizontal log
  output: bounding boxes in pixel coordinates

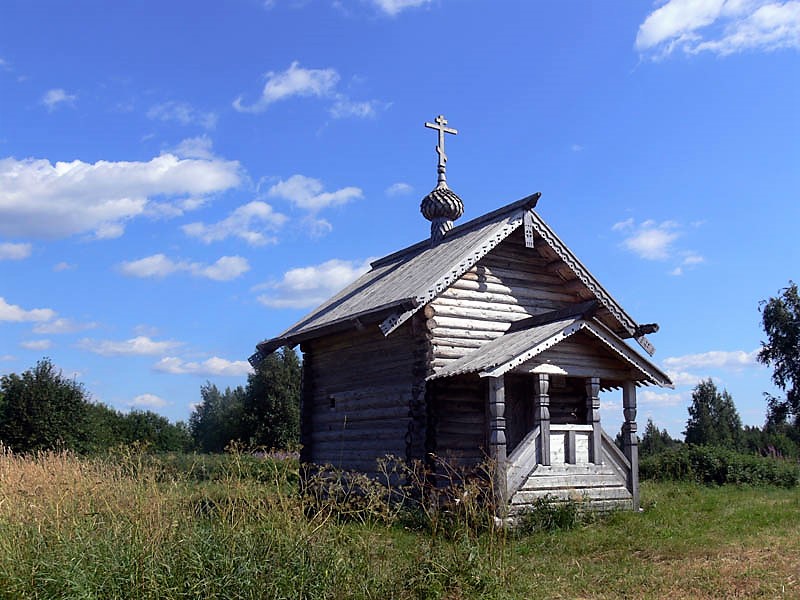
[312,404,410,422]
[311,428,406,443]
[428,296,533,315]
[429,337,486,350]
[424,303,532,323]
[426,315,511,332]
[451,276,577,305]
[427,326,504,342]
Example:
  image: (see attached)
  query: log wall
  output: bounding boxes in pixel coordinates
[301,316,429,475]
[426,229,579,370]
[428,374,486,473]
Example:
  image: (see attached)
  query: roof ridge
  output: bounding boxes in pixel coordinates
[371,192,540,268]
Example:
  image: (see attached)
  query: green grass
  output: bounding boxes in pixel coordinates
[1,448,798,599]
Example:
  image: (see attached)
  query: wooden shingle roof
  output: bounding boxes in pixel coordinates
[254,192,657,361]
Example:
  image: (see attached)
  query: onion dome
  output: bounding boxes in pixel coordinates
[421,186,464,242]
[421,114,463,244]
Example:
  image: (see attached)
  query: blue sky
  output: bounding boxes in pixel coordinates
[1,0,798,437]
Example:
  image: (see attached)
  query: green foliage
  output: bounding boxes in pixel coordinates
[0,359,192,454]
[241,347,301,449]
[684,379,742,448]
[514,495,584,534]
[188,346,301,452]
[189,383,246,452]
[639,418,681,457]
[740,424,799,459]
[640,444,799,488]
[0,358,89,452]
[759,281,800,429]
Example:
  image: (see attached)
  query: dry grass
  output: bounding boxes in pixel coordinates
[1,447,799,599]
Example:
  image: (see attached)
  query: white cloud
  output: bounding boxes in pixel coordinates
[329,96,378,119]
[0,242,31,260]
[665,370,706,386]
[615,219,680,260]
[663,349,760,371]
[33,318,97,335]
[268,174,363,212]
[0,154,241,240]
[147,101,217,129]
[53,261,75,271]
[636,0,800,58]
[76,335,182,357]
[233,61,339,113]
[41,88,77,111]
[0,354,15,361]
[571,144,584,152]
[197,256,250,281]
[670,252,706,276]
[182,201,287,245]
[154,356,253,376]
[233,61,381,119]
[640,389,686,407]
[0,297,56,322]
[20,339,52,351]
[386,182,413,196]
[119,253,250,281]
[371,0,433,16]
[130,393,168,408]
[257,257,372,308]
[171,135,215,160]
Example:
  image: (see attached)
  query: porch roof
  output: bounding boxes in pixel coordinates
[428,316,673,387]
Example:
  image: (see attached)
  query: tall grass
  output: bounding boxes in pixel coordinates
[1,446,799,599]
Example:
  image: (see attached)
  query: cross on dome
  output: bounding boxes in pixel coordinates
[424,114,457,189]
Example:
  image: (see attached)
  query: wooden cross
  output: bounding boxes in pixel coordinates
[425,114,457,185]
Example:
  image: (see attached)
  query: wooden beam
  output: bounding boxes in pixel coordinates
[622,381,640,510]
[533,373,551,467]
[488,376,508,512]
[586,377,602,465]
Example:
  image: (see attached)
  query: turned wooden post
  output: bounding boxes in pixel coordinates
[586,377,602,464]
[622,381,640,510]
[488,376,507,508]
[533,373,551,466]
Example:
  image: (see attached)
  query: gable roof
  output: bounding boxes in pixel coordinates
[428,316,672,388]
[254,192,655,359]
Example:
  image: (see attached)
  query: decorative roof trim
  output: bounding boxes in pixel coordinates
[526,210,655,356]
[476,319,671,385]
[380,208,531,336]
[479,320,584,379]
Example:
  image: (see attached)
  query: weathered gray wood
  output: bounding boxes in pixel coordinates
[488,376,507,510]
[586,377,602,464]
[622,381,640,510]
[534,373,551,467]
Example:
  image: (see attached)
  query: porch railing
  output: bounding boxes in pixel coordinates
[506,425,540,495]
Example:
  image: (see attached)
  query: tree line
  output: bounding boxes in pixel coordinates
[0,347,301,455]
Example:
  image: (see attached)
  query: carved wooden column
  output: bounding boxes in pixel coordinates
[622,381,640,510]
[533,374,550,466]
[585,377,602,464]
[488,376,507,508]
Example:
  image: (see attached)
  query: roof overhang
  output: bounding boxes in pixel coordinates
[428,316,673,388]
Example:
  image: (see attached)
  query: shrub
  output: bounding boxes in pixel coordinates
[640,444,800,488]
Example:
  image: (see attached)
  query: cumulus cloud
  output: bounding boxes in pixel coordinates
[0,242,31,260]
[0,297,56,322]
[636,0,800,58]
[371,0,433,16]
[147,101,217,130]
[663,349,760,371]
[41,88,77,111]
[33,318,97,335]
[53,261,75,271]
[20,339,52,350]
[385,182,413,196]
[612,218,680,260]
[130,393,168,408]
[268,174,363,212]
[256,258,372,308]
[119,254,250,281]
[154,356,253,376]
[182,201,287,245]
[233,61,381,119]
[639,389,686,407]
[76,335,182,357]
[170,135,215,160]
[233,61,339,113]
[0,154,241,240]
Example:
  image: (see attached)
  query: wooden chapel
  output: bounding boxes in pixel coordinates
[251,115,672,511]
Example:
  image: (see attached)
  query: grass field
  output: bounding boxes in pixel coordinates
[1,448,798,599]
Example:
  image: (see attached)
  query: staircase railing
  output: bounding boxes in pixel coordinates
[600,429,631,485]
[505,425,540,496]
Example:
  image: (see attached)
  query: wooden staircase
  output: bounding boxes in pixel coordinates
[505,427,633,512]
